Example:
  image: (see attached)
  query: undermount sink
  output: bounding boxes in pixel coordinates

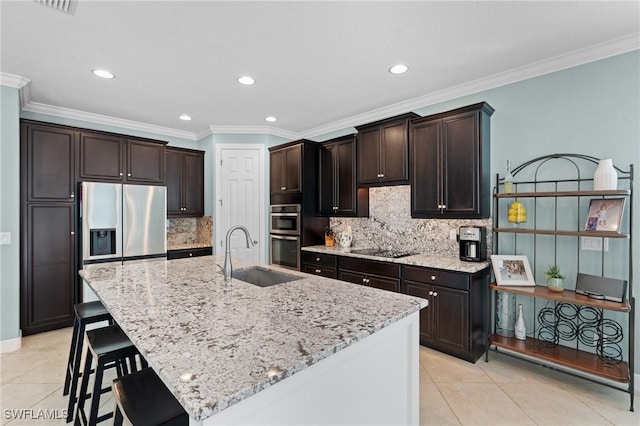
[232,266,303,287]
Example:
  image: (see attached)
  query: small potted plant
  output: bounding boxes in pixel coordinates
[545,265,565,292]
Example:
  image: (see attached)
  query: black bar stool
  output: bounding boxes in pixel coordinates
[112,368,188,426]
[74,324,146,426]
[64,301,113,422]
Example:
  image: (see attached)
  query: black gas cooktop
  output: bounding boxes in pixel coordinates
[349,248,417,259]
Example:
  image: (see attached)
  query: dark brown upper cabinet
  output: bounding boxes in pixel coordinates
[21,120,77,203]
[410,102,493,219]
[318,135,369,217]
[270,142,302,196]
[79,133,166,184]
[355,112,419,186]
[166,147,204,217]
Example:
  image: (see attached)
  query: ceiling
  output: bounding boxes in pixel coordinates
[1,1,638,141]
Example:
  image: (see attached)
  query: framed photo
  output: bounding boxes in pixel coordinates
[491,255,536,286]
[584,198,625,232]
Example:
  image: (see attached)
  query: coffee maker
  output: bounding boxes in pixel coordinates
[458,226,487,262]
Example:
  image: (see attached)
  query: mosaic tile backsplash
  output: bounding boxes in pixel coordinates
[330,186,492,257]
[167,215,213,246]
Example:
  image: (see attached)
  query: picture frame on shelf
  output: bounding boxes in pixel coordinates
[491,255,536,286]
[584,198,625,232]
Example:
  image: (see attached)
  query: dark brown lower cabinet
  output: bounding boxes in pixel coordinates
[301,252,337,278]
[21,203,76,335]
[402,265,489,362]
[167,247,212,260]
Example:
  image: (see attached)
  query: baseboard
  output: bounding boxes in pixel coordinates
[0,336,21,353]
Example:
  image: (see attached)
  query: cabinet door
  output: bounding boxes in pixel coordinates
[410,119,441,217]
[79,133,125,181]
[22,204,75,335]
[283,144,302,193]
[335,140,357,215]
[269,149,284,193]
[442,111,479,216]
[317,144,336,215]
[338,270,367,286]
[404,281,434,343]
[22,122,76,202]
[432,285,469,353]
[183,152,204,216]
[165,149,183,216]
[303,264,337,279]
[127,139,165,183]
[357,127,380,184]
[380,121,409,183]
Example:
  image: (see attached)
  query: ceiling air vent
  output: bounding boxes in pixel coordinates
[34,0,77,14]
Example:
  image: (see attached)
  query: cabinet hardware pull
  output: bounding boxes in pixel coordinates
[119,172,123,176]
[428,290,433,296]
[431,275,436,280]
[280,186,286,191]
[189,253,193,257]
[70,193,74,198]
[433,292,438,297]
[127,173,131,177]
[316,257,320,261]
[315,269,321,274]
[70,232,75,235]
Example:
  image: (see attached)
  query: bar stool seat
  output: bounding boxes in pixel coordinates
[64,301,113,422]
[113,368,188,426]
[74,324,145,426]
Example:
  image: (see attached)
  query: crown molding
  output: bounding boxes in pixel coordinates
[300,34,640,139]
[21,101,199,140]
[0,72,30,89]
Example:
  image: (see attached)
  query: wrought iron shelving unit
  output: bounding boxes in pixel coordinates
[486,153,634,411]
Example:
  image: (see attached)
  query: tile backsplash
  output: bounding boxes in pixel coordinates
[167,215,213,246]
[330,186,492,257]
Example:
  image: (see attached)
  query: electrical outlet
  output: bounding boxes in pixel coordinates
[0,232,11,245]
[449,229,457,241]
[581,237,608,251]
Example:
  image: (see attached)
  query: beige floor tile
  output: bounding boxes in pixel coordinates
[557,381,640,426]
[0,383,61,425]
[419,381,460,425]
[500,382,612,425]
[421,350,491,383]
[436,382,535,425]
[9,359,66,385]
[480,351,570,384]
[6,387,68,426]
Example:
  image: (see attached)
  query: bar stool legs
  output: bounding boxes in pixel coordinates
[73,324,146,426]
[64,301,112,422]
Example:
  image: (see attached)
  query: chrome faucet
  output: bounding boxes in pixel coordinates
[223,225,255,281]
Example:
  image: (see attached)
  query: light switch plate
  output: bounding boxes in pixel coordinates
[580,236,608,251]
[0,232,11,245]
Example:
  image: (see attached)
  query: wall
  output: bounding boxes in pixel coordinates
[0,85,21,349]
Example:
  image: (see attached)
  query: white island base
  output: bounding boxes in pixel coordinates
[196,312,420,426]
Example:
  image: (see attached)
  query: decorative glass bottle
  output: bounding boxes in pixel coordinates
[593,159,617,190]
[515,304,526,340]
[503,160,514,193]
[496,292,516,337]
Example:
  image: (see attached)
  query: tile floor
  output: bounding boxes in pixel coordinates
[1,327,639,425]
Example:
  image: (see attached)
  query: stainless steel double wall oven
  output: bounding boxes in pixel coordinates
[269,204,301,270]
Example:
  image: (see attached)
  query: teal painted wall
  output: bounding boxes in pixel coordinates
[0,85,21,342]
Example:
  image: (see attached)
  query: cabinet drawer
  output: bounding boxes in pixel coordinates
[302,252,337,268]
[167,247,212,260]
[403,265,469,291]
[339,256,401,278]
[302,264,337,279]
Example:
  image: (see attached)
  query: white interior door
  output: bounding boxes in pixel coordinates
[215,144,265,263]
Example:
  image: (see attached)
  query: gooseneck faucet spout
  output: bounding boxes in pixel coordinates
[223,225,255,281]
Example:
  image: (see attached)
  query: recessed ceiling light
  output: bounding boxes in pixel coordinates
[179,114,192,121]
[265,116,277,122]
[389,64,408,75]
[238,76,255,85]
[92,69,115,79]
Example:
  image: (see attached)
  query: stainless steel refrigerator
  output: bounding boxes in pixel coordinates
[81,182,167,264]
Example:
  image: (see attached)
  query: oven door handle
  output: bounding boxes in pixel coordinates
[270,234,299,241]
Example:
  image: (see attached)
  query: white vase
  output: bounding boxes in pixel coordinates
[515,304,526,340]
[593,159,617,190]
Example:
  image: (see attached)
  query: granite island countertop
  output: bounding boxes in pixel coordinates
[79,255,427,422]
[302,245,491,274]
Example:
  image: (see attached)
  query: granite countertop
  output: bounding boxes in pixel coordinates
[79,256,427,421]
[167,242,213,251]
[302,245,490,274]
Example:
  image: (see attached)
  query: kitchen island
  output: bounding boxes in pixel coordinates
[79,255,427,425]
